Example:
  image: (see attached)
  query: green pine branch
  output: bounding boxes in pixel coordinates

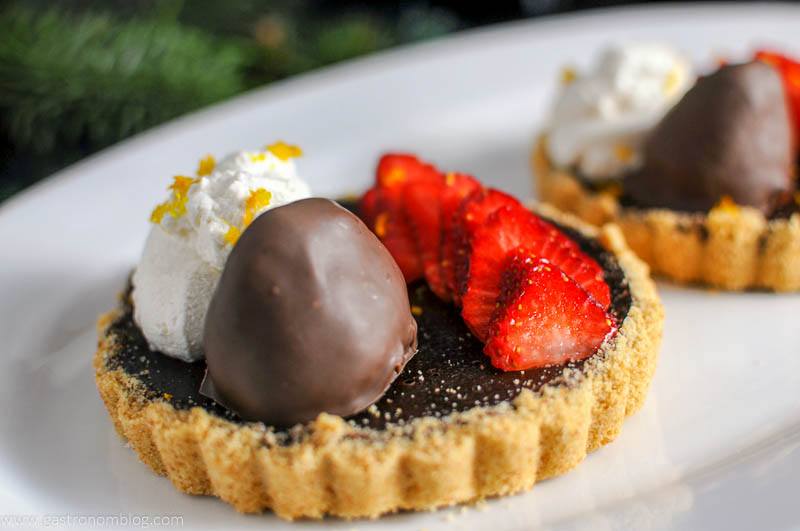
[0,3,460,155]
[0,6,255,152]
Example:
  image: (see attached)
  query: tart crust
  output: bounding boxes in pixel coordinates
[532,137,800,291]
[94,209,663,520]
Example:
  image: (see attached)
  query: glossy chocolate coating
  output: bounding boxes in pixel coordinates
[202,198,418,426]
[626,61,795,214]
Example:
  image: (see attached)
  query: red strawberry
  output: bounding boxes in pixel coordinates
[360,153,445,283]
[439,173,483,301]
[460,206,553,341]
[457,189,522,242]
[376,153,441,189]
[359,186,423,282]
[531,238,610,308]
[550,249,611,308]
[359,186,381,229]
[403,179,448,298]
[449,188,523,299]
[461,206,611,341]
[755,50,800,141]
[484,254,617,371]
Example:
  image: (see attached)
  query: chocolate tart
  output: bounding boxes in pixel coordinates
[94,204,663,520]
[532,138,800,291]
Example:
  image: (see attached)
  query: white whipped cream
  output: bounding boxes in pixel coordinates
[132,227,218,359]
[132,143,311,361]
[545,43,694,180]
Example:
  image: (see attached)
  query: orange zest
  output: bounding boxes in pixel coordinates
[266,141,303,161]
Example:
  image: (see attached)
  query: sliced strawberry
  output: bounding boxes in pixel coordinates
[359,186,381,229]
[439,173,483,301]
[457,189,523,242]
[460,206,553,340]
[449,189,524,299]
[461,206,612,340]
[755,50,800,141]
[360,153,445,283]
[550,249,611,308]
[531,237,610,308]
[403,180,448,298]
[376,153,441,189]
[484,255,617,371]
[359,186,423,282]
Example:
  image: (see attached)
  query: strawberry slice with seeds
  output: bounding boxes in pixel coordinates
[457,189,523,243]
[404,180,448,298]
[361,153,444,283]
[359,186,423,282]
[484,254,618,371]
[449,188,524,299]
[376,153,441,189]
[439,173,483,301]
[461,206,611,341]
[460,206,554,341]
[532,238,610,308]
[551,250,611,308]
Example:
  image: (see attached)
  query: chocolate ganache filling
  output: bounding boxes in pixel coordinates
[104,200,631,432]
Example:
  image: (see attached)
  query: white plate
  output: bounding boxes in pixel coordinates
[1,4,799,530]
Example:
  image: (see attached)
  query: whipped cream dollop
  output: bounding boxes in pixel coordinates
[545,43,694,180]
[132,143,311,361]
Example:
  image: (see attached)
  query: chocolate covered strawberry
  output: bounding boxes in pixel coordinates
[755,49,800,140]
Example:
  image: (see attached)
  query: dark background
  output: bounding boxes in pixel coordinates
[0,0,741,202]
